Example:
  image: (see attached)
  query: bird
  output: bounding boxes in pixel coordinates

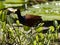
[7,8,55,27]
[7,8,50,34]
[7,8,42,27]
[7,8,54,27]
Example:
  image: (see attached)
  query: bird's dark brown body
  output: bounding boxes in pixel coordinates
[23,14,42,27]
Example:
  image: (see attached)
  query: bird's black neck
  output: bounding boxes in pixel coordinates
[16,11,22,19]
[15,9,25,24]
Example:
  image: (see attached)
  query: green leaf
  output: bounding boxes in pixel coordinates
[33,40,36,45]
[48,34,52,39]
[39,42,43,45]
[36,27,43,32]
[2,22,6,29]
[0,2,5,10]
[23,25,30,31]
[1,11,6,22]
[16,20,20,26]
[49,26,54,32]
[36,35,39,42]
[5,4,23,8]
[39,33,44,40]
[53,20,58,27]
[5,0,25,4]
[55,32,58,39]
[7,15,14,25]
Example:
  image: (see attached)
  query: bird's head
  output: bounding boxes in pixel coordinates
[7,8,20,15]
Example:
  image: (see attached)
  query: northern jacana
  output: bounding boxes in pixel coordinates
[7,8,42,27]
[7,8,49,33]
